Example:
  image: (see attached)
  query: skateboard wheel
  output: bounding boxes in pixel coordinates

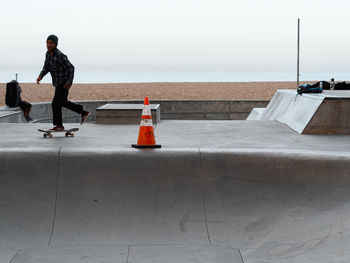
[43,134,47,138]
[71,133,74,137]
[65,133,68,137]
[49,134,53,138]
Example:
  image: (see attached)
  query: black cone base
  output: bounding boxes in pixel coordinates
[132,144,162,148]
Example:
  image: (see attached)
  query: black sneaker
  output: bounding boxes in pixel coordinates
[81,111,91,125]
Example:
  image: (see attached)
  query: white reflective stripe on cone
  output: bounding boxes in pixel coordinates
[141,119,153,126]
[142,105,151,116]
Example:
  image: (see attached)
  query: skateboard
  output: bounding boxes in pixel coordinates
[38,128,79,138]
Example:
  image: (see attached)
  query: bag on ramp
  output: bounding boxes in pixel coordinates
[335,81,350,90]
[297,81,332,94]
[297,84,323,94]
[5,80,20,107]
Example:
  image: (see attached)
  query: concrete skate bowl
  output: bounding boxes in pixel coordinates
[2,148,350,262]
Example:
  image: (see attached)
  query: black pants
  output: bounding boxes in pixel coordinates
[52,85,84,127]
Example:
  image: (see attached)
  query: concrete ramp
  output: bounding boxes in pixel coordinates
[2,122,350,262]
[0,149,58,249]
[246,108,265,120]
[249,89,350,134]
[53,149,205,247]
[2,148,350,262]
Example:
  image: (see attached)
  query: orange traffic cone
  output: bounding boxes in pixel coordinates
[132,97,161,148]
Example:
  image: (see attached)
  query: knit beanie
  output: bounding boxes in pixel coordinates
[47,34,58,45]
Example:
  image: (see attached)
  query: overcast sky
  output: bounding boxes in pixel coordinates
[1,0,349,77]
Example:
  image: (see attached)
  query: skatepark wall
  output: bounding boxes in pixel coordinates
[0,100,269,123]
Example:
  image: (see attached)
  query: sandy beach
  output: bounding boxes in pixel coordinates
[0,81,309,106]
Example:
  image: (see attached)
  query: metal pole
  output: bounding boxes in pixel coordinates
[15,73,18,82]
[297,18,300,88]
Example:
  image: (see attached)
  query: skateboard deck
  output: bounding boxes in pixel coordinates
[38,128,79,138]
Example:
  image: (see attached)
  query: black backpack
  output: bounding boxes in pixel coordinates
[5,80,21,107]
[311,81,331,90]
[335,81,350,90]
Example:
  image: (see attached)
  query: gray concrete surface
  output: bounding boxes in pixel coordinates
[0,100,269,123]
[2,121,350,262]
[250,89,350,134]
[96,103,160,124]
[0,249,20,263]
[11,245,242,263]
[0,106,25,123]
[246,108,265,120]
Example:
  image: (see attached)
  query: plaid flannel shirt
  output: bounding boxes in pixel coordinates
[39,48,74,87]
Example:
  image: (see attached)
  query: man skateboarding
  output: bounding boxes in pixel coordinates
[37,34,90,131]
